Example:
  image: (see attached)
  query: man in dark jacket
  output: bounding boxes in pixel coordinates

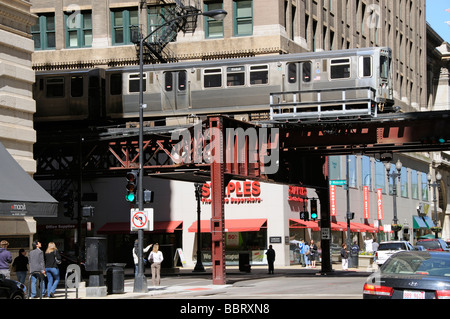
[266,245,276,274]
[29,240,46,298]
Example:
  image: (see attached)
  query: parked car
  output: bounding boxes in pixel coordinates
[0,274,26,299]
[414,245,426,251]
[375,241,414,266]
[416,239,450,252]
[363,251,450,299]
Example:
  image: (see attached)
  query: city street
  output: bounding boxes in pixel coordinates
[57,265,372,300]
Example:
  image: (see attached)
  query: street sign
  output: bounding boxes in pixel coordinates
[330,180,347,186]
[321,228,331,240]
[130,208,154,231]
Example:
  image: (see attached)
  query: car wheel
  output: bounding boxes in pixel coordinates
[11,293,24,299]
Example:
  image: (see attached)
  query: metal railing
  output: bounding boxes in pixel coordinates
[270,87,378,121]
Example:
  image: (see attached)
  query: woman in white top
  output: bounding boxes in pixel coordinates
[149,243,164,286]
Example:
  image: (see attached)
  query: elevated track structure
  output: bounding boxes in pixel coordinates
[34,110,450,284]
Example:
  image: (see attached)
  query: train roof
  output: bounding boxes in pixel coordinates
[109,47,391,73]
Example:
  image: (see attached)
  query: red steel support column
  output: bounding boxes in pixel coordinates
[209,117,226,285]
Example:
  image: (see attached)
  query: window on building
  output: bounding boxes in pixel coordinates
[111,8,139,45]
[148,5,177,43]
[374,161,385,193]
[233,0,253,36]
[421,172,428,201]
[329,156,341,180]
[65,11,93,48]
[32,13,56,50]
[205,1,224,38]
[400,167,408,198]
[411,170,419,200]
[348,155,357,187]
[361,156,371,189]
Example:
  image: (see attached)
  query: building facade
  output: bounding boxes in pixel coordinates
[23,0,450,268]
[0,0,39,256]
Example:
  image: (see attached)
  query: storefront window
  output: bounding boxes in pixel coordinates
[361,156,371,189]
[329,156,341,180]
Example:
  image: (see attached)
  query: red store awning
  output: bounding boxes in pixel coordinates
[188,219,267,233]
[97,221,183,234]
[334,221,379,233]
[289,219,320,231]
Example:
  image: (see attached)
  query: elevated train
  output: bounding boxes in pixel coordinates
[33,47,393,125]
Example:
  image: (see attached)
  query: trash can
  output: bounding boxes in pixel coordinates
[239,252,251,272]
[105,263,126,294]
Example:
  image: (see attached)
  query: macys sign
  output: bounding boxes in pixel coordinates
[201,181,262,205]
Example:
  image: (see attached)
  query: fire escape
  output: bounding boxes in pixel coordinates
[139,0,202,63]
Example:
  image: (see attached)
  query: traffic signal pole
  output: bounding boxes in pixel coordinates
[133,32,147,293]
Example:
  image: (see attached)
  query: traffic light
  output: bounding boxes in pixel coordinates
[300,211,309,221]
[346,212,355,220]
[62,190,74,218]
[126,171,138,203]
[143,189,154,203]
[310,199,318,220]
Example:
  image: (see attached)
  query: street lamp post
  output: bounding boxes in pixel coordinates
[193,183,205,272]
[385,159,402,240]
[427,171,442,239]
[133,7,227,293]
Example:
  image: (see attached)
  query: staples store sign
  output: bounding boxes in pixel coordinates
[201,181,262,205]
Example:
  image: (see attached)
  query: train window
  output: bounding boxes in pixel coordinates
[250,65,268,85]
[204,68,222,88]
[71,76,83,97]
[110,74,122,95]
[165,72,173,91]
[227,66,245,87]
[128,73,146,93]
[46,77,64,98]
[287,63,297,83]
[302,62,312,82]
[330,58,351,79]
[359,56,372,78]
[178,71,187,91]
[380,55,390,79]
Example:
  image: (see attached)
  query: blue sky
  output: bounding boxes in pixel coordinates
[427,0,450,43]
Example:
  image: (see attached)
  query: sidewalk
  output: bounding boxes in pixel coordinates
[51,262,377,299]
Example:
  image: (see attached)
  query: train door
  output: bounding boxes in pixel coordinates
[285,61,313,102]
[162,70,189,111]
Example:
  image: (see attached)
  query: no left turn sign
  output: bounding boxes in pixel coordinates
[130,208,154,231]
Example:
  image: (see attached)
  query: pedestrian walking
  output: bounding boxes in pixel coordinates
[45,242,61,298]
[12,248,28,284]
[149,243,163,286]
[132,240,152,277]
[309,240,318,268]
[29,240,46,298]
[304,241,311,268]
[265,245,276,274]
[0,240,12,279]
[299,239,306,267]
[341,243,349,271]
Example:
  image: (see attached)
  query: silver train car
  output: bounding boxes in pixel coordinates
[33,47,393,123]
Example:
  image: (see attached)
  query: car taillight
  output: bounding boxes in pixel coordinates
[435,290,450,299]
[363,283,393,297]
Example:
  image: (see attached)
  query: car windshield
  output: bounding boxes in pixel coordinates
[418,240,442,250]
[382,252,450,277]
[378,243,406,251]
